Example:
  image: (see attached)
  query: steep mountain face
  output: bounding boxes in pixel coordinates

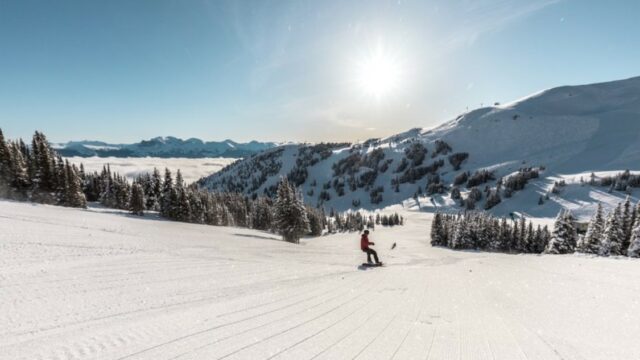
[53,137,278,158]
[198,76,640,216]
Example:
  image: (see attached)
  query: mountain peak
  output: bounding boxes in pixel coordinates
[199,75,640,213]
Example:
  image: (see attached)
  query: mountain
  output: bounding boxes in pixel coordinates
[52,137,279,158]
[198,76,640,217]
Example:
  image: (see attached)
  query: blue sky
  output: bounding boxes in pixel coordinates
[1,0,639,143]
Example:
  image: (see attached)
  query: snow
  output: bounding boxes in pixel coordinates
[2,200,640,359]
[64,156,237,183]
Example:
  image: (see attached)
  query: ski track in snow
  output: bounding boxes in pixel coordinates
[1,200,640,359]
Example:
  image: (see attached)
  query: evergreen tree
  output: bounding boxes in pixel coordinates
[55,157,68,205]
[517,217,527,252]
[600,204,625,256]
[510,220,519,252]
[176,187,191,221]
[484,189,501,209]
[545,210,577,254]
[64,162,87,208]
[430,212,445,246]
[532,225,544,253]
[0,129,11,192]
[450,187,461,200]
[525,221,535,252]
[129,183,145,216]
[8,143,29,197]
[580,203,604,254]
[274,177,310,244]
[32,132,56,194]
[307,206,324,236]
[451,215,473,249]
[188,191,204,223]
[622,197,633,253]
[628,220,640,258]
[161,168,173,217]
[497,217,510,251]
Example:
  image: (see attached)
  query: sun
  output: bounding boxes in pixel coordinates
[355,46,403,99]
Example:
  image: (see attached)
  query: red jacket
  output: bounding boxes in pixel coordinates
[361,234,370,250]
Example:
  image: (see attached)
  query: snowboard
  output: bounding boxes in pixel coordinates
[361,262,384,267]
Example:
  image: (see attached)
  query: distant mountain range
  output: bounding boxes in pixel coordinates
[52,137,279,158]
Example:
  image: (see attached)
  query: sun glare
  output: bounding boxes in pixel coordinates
[356,46,403,99]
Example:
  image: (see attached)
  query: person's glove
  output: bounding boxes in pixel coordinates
[370,242,375,245]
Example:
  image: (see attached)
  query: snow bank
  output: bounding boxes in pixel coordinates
[1,200,639,359]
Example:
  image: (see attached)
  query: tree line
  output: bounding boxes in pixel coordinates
[431,197,640,257]
[430,211,551,253]
[0,130,86,208]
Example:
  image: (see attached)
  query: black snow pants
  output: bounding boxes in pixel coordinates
[363,248,380,264]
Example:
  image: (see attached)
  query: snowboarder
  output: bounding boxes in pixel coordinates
[361,230,382,265]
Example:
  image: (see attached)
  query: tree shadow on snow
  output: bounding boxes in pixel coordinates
[232,233,283,242]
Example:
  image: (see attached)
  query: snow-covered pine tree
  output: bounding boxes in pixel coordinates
[622,196,633,253]
[532,225,544,253]
[497,217,510,251]
[510,220,520,252]
[600,204,625,256]
[431,212,444,246]
[545,210,577,254]
[307,206,324,236]
[160,168,173,217]
[9,143,30,197]
[176,187,191,222]
[274,177,310,244]
[628,219,640,258]
[64,162,87,208]
[451,214,474,249]
[517,217,527,252]
[486,217,504,251]
[54,156,67,205]
[478,214,495,249]
[0,129,10,193]
[525,221,535,252]
[146,168,162,211]
[129,183,145,216]
[564,210,578,250]
[580,203,604,254]
[188,190,204,224]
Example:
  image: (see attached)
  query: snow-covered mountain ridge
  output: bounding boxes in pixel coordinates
[53,136,280,158]
[198,76,640,217]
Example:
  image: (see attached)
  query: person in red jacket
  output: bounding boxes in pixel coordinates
[360,230,381,264]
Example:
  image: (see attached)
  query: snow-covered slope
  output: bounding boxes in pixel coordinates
[2,200,640,359]
[427,76,640,172]
[53,137,279,158]
[199,76,640,218]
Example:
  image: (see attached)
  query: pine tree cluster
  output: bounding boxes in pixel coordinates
[433,197,640,258]
[431,211,550,252]
[447,152,469,171]
[0,129,86,208]
[594,170,640,193]
[576,198,640,257]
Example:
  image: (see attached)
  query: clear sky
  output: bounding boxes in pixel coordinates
[1,0,639,143]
